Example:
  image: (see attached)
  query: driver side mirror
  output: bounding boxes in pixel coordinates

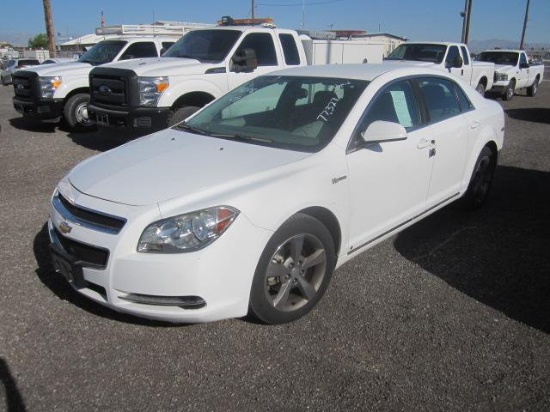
[519,62,529,69]
[446,55,463,69]
[231,48,258,73]
[361,121,407,144]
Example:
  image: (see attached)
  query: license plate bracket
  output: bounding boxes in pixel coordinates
[50,243,86,288]
[96,113,109,127]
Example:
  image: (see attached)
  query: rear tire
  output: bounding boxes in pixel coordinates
[461,146,496,210]
[167,106,200,127]
[527,78,539,97]
[249,214,336,324]
[64,93,95,132]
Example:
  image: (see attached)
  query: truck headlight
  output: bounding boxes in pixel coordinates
[39,76,62,98]
[138,76,169,107]
[137,206,239,253]
[495,72,508,82]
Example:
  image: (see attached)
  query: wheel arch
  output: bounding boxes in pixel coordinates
[170,91,215,112]
[296,206,342,257]
[63,87,89,106]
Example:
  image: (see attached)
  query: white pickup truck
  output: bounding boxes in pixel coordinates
[476,49,544,100]
[87,23,384,133]
[12,36,178,131]
[384,42,494,95]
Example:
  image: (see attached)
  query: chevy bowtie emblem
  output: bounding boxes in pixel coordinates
[59,221,72,234]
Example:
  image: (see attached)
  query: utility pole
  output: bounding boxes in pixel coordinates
[460,0,472,44]
[520,0,530,49]
[251,0,255,19]
[42,0,56,57]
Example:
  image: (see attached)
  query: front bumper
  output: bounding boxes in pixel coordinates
[88,103,170,132]
[13,97,64,121]
[48,185,270,323]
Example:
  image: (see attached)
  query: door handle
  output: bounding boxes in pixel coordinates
[417,139,435,149]
[470,120,480,129]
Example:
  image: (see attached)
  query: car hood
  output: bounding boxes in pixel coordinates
[100,57,210,76]
[26,61,92,76]
[382,60,437,68]
[68,128,310,206]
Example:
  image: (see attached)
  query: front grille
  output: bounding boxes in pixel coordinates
[55,228,109,268]
[57,193,126,234]
[89,67,138,108]
[13,71,39,100]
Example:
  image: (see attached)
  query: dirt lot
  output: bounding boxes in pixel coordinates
[0,81,549,411]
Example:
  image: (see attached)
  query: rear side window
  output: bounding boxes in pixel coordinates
[121,42,158,59]
[460,46,470,65]
[238,33,277,66]
[418,77,461,122]
[279,34,300,65]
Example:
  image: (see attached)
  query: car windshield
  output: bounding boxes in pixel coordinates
[386,44,447,64]
[162,29,241,62]
[477,51,519,66]
[79,40,127,65]
[182,75,369,153]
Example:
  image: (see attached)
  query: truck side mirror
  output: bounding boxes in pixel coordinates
[231,48,258,73]
[453,55,463,68]
[519,62,529,69]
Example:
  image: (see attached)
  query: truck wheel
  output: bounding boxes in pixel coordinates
[527,78,539,97]
[503,80,515,101]
[475,82,485,95]
[64,93,95,132]
[168,106,200,127]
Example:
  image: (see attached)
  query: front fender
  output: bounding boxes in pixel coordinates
[53,77,89,99]
[157,79,226,108]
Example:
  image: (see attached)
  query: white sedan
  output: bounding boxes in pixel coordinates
[48,64,504,324]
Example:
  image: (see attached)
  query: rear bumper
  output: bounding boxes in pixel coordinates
[88,103,170,132]
[13,97,64,121]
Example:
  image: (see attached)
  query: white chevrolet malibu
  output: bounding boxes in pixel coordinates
[49,64,504,324]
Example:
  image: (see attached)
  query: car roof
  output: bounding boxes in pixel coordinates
[266,63,454,83]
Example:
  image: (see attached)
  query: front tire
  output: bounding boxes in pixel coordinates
[249,214,336,324]
[64,93,95,132]
[461,146,496,210]
[167,106,200,127]
[527,78,539,97]
[503,80,515,101]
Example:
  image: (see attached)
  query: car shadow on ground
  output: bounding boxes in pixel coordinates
[394,165,550,333]
[65,126,140,152]
[0,358,27,412]
[32,223,180,327]
[505,108,550,125]
[8,117,57,133]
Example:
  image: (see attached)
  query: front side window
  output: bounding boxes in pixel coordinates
[183,76,368,152]
[120,42,158,60]
[236,33,277,66]
[418,77,461,122]
[358,80,421,132]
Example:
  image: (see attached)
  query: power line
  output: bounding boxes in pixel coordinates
[258,0,344,7]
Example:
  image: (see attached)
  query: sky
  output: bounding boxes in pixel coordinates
[0,0,549,46]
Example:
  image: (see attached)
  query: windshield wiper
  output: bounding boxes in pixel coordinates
[175,123,208,135]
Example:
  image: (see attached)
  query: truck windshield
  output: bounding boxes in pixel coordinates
[477,51,519,66]
[386,44,447,64]
[79,41,127,65]
[182,75,368,153]
[163,30,241,62]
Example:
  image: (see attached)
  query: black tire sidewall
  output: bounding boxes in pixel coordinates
[64,93,93,131]
[168,106,200,127]
[249,214,336,324]
[461,146,495,210]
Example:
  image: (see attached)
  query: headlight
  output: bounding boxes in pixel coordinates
[137,206,239,253]
[138,76,169,107]
[495,72,508,82]
[39,76,62,98]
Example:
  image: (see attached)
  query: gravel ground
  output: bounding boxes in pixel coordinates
[0,80,549,412]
